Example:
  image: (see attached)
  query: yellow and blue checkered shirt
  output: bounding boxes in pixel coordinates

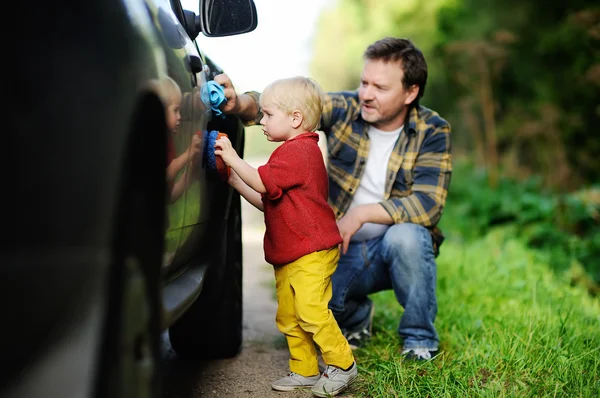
[245,90,452,253]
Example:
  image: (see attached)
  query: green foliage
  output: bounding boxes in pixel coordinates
[432,1,600,186]
[442,160,600,291]
[311,0,452,92]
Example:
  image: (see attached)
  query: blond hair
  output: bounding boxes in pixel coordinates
[259,76,324,132]
[148,76,182,105]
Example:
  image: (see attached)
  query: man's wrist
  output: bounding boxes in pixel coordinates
[349,206,367,225]
[238,92,260,121]
[351,203,393,225]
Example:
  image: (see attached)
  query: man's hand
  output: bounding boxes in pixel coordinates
[214,135,240,167]
[337,208,364,255]
[213,73,259,121]
[213,73,240,114]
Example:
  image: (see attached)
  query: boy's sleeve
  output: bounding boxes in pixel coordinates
[257,145,306,200]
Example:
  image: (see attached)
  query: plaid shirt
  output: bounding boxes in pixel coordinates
[245,90,452,253]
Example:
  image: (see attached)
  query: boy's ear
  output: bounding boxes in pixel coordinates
[291,110,303,129]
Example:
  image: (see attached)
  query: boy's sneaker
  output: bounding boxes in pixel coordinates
[401,348,438,361]
[271,372,320,391]
[310,362,358,397]
[342,305,375,350]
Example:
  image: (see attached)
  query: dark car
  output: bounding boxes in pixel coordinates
[3,0,257,397]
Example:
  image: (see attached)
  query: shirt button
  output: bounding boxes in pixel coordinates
[349,188,353,192]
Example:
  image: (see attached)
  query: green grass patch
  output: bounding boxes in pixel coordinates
[353,227,600,397]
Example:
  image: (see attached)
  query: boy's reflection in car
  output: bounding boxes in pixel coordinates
[152,76,202,205]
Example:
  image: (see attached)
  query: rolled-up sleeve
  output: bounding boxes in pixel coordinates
[380,123,452,226]
[241,91,263,127]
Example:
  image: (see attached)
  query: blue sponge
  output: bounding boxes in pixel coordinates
[203,130,219,171]
[202,130,230,180]
[201,81,227,118]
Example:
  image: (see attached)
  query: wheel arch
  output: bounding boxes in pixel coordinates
[93,89,168,398]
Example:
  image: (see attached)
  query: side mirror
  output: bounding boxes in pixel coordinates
[199,0,258,37]
[183,9,202,41]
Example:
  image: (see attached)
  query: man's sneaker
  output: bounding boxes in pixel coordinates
[342,305,375,350]
[310,363,358,397]
[271,372,320,391]
[401,348,438,361]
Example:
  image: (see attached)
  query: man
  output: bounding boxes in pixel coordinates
[216,37,452,361]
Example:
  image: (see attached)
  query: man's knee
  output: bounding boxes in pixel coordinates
[381,223,432,260]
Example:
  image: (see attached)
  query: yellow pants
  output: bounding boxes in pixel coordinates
[274,247,355,376]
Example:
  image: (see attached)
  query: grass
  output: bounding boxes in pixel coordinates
[352,226,600,397]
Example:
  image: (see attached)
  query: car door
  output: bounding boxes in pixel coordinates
[145,0,210,272]
[170,0,214,252]
[170,4,218,272]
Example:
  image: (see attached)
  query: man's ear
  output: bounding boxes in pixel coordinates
[404,84,420,106]
[291,110,304,129]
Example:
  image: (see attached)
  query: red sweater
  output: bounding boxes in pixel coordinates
[257,132,342,266]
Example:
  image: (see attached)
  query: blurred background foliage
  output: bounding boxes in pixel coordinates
[308,0,599,293]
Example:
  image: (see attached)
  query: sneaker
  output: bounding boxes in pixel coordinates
[401,348,438,361]
[342,305,375,350]
[311,363,358,397]
[271,372,320,391]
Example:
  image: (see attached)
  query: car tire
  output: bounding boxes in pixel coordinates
[94,93,166,398]
[168,190,243,359]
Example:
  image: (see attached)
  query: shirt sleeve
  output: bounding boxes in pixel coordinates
[241,91,263,127]
[379,122,452,227]
[320,91,358,135]
[257,145,307,200]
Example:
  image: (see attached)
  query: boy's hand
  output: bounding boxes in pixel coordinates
[189,133,202,165]
[214,136,239,166]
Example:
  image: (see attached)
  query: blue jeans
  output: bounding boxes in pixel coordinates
[329,223,439,350]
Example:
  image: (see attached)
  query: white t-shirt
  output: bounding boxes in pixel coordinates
[349,125,403,242]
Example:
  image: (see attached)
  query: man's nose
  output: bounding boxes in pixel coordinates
[361,85,375,100]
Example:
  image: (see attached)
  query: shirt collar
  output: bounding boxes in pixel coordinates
[286,131,319,143]
[405,106,419,136]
